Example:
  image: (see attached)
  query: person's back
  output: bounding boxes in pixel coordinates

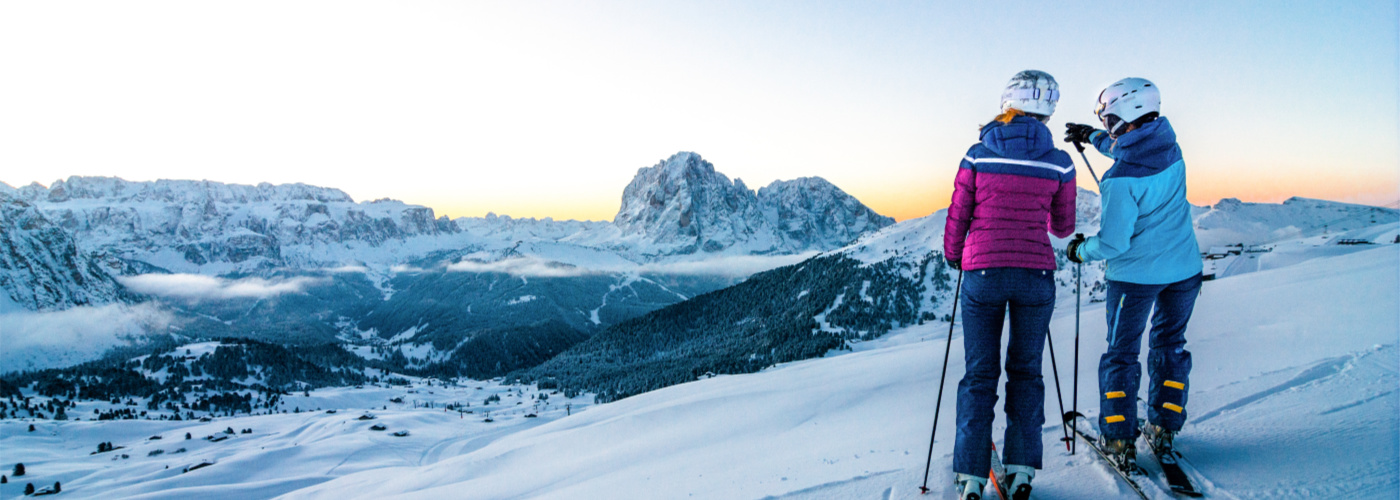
[1065,77,1204,471]
[944,114,1077,269]
[942,70,1075,500]
[1078,116,1200,283]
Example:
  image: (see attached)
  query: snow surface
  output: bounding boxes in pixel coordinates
[0,377,593,500]
[273,247,1397,500]
[4,244,1394,499]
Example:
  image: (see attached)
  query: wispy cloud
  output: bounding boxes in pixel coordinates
[322,264,369,274]
[635,252,817,278]
[447,257,593,278]
[442,253,814,279]
[0,303,173,373]
[118,274,326,300]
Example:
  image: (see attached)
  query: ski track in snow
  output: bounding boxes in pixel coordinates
[1193,355,1352,423]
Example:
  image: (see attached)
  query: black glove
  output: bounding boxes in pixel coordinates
[946,258,961,271]
[1065,234,1087,264]
[1064,123,1099,145]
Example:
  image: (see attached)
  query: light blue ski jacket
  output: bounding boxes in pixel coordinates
[1075,117,1202,284]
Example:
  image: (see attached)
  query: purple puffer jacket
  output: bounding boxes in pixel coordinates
[944,116,1076,270]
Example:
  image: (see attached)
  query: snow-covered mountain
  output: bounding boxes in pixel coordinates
[8,153,889,278]
[758,176,892,252]
[8,176,461,275]
[608,152,894,257]
[1,154,893,377]
[1193,196,1398,249]
[0,193,131,312]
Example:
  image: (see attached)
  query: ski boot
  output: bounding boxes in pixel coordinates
[1004,465,1034,500]
[953,473,987,500]
[1100,436,1138,473]
[1142,422,1177,454]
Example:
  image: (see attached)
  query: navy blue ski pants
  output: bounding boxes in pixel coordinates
[1098,273,1202,440]
[953,268,1054,476]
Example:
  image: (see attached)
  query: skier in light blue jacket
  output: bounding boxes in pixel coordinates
[1063,78,1203,469]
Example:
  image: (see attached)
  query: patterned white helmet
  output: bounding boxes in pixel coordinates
[1095,78,1161,136]
[1000,70,1060,118]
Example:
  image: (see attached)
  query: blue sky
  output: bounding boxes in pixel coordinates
[2,1,1396,220]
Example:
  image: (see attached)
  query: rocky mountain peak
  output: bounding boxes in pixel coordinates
[611,152,893,256]
[613,152,766,254]
[758,177,894,250]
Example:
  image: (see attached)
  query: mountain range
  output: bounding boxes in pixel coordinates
[3,152,1397,389]
[1,152,894,373]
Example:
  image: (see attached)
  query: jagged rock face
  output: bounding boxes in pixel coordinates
[758,177,894,251]
[14,177,460,271]
[0,194,129,311]
[26,177,356,205]
[614,152,771,255]
[612,152,893,256]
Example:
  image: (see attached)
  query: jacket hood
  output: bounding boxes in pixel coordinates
[1111,117,1177,165]
[979,115,1057,159]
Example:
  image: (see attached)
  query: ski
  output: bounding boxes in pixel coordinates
[1140,420,1204,497]
[1067,424,1150,500]
[988,442,1033,500]
[988,442,1010,500]
[1150,447,1203,497]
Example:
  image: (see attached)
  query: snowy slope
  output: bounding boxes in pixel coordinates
[276,245,1398,499]
[1,218,1396,499]
[0,376,596,500]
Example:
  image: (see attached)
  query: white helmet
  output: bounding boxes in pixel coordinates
[1095,78,1161,136]
[1000,70,1059,118]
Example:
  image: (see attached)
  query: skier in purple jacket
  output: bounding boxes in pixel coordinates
[944,70,1077,500]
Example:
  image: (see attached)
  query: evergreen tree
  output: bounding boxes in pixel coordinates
[24,483,34,495]
[12,463,23,476]
[53,481,60,493]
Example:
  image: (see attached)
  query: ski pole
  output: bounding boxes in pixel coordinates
[919,269,964,495]
[1072,141,1100,186]
[1067,140,1095,455]
[1044,327,1072,452]
[1070,260,1082,455]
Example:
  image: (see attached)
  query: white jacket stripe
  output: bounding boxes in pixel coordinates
[963,156,1074,174]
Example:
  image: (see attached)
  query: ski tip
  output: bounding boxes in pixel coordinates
[1063,411,1086,423]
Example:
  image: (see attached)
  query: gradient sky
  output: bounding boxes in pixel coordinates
[2,1,1397,221]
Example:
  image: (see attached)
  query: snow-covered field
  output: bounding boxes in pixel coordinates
[0,380,594,499]
[3,242,1395,498]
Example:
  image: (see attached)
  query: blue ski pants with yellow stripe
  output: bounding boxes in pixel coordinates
[1098,273,1202,440]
